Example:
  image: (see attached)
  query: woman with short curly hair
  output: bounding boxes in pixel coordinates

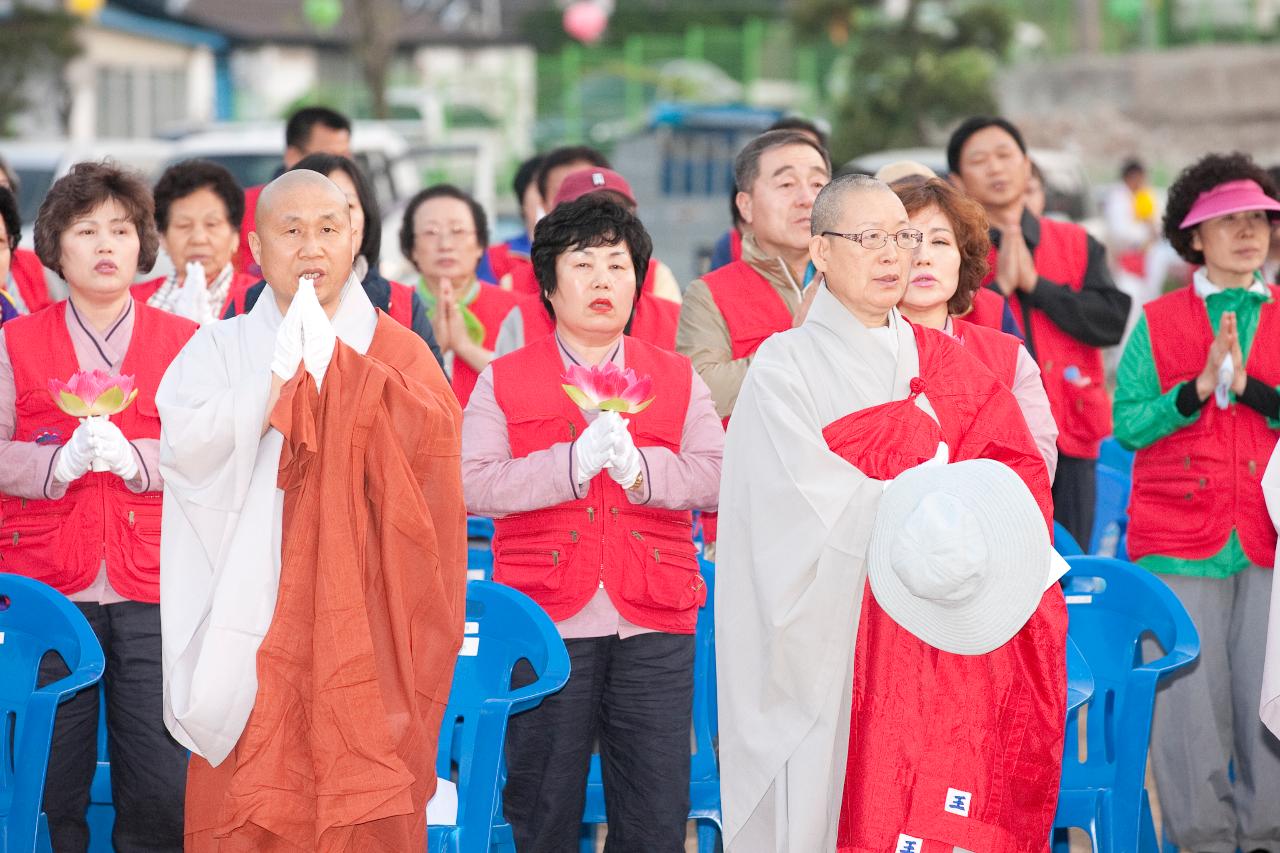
[893,176,1058,478]
[1114,150,1280,851]
[1,160,197,850]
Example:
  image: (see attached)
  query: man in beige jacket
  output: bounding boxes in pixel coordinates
[677,129,831,420]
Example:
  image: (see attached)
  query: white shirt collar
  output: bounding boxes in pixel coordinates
[1192,267,1267,300]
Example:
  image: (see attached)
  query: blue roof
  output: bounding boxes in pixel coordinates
[98,5,228,50]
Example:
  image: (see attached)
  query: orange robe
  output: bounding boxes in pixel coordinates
[184,313,467,852]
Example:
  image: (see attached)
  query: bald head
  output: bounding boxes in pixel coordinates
[256,169,349,227]
[811,173,898,237]
[249,169,356,315]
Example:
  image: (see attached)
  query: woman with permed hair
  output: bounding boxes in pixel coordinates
[460,194,723,851]
[893,176,1058,479]
[0,160,199,849]
[1113,151,1280,851]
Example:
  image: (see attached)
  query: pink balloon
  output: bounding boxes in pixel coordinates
[563,1,608,44]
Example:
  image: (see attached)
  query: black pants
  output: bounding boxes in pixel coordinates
[504,631,694,853]
[1052,453,1097,549]
[38,601,187,853]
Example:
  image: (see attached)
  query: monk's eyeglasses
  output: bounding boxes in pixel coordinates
[821,229,924,250]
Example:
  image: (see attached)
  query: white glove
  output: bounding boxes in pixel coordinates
[176,261,214,325]
[53,420,96,484]
[575,411,621,485]
[608,420,643,489]
[295,278,337,389]
[270,290,305,381]
[86,417,138,481]
[1215,352,1233,410]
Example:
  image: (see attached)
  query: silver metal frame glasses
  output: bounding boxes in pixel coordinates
[821,229,924,250]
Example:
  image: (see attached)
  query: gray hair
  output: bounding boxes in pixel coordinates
[811,173,893,236]
[734,129,832,194]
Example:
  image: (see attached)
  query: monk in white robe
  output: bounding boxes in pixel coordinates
[716,175,1062,853]
[1260,445,1280,734]
[158,170,466,851]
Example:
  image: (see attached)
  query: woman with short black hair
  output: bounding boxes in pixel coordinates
[1,160,196,851]
[461,195,723,852]
[1115,151,1280,851]
[0,186,22,325]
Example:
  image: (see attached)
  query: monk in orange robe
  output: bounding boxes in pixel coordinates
[158,170,466,852]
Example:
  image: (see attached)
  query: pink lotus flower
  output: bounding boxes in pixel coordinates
[561,363,655,414]
[48,370,139,418]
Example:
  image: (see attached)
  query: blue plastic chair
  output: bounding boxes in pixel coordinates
[1098,437,1135,475]
[1065,636,1094,714]
[467,517,496,582]
[1055,521,1085,557]
[1090,464,1132,558]
[1052,557,1199,853]
[579,555,722,852]
[0,573,105,853]
[429,580,571,853]
[85,689,112,852]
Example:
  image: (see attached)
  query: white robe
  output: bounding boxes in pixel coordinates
[1258,442,1280,736]
[157,275,374,766]
[716,285,935,852]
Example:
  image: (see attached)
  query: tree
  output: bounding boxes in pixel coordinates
[794,0,1014,162]
[0,5,82,137]
[349,0,401,120]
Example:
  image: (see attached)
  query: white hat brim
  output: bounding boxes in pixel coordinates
[867,459,1050,656]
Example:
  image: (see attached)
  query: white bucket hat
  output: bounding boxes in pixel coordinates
[868,458,1065,656]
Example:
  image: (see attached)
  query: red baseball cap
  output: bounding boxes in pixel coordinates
[553,167,637,208]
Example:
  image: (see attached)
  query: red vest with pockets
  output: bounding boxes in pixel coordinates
[0,300,197,601]
[1127,284,1280,567]
[1004,217,1113,459]
[702,260,793,362]
[963,286,1009,333]
[489,334,704,633]
[952,317,1021,389]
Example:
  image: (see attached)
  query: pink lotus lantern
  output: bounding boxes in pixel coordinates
[48,370,139,471]
[563,1,608,44]
[561,362,654,414]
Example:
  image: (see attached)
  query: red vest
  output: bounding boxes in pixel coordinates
[952,316,1020,389]
[10,249,51,314]
[0,301,197,601]
[505,257,541,297]
[452,282,520,409]
[964,285,1009,332]
[234,184,264,275]
[1127,284,1280,567]
[489,334,704,633]
[385,279,414,327]
[487,242,529,284]
[702,260,793,361]
[515,260,678,352]
[131,270,259,320]
[1004,217,1112,459]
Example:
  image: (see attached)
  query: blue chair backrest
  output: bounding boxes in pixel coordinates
[1098,436,1134,475]
[1089,464,1132,557]
[0,573,105,853]
[1054,522,1084,557]
[432,581,570,850]
[467,516,495,544]
[1059,557,1198,794]
[692,555,717,769]
[1064,635,1093,714]
[466,548,494,583]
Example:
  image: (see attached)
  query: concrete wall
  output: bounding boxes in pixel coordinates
[997,44,1280,180]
